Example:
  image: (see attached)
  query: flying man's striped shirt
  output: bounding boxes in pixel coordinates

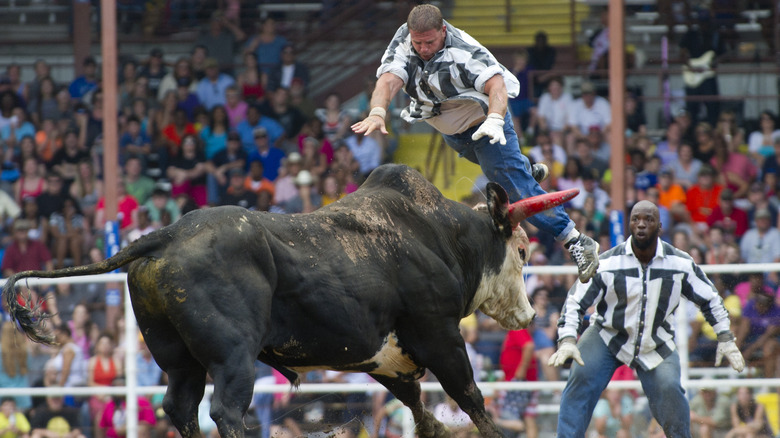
[558,237,732,370]
[377,21,519,132]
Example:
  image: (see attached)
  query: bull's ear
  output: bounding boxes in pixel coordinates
[486,182,513,238]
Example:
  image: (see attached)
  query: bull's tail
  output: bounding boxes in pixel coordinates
[3,229,171,345]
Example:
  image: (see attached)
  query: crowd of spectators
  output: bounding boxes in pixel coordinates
[1,3,780,438]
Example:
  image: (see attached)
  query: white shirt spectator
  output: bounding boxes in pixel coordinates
[537,91,573,132]
[528,142,567,165]
[567,95,611,134]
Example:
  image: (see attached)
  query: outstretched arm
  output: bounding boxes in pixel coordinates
[351,73,404,136]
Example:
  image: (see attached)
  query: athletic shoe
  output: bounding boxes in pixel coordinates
[566,234,600,283]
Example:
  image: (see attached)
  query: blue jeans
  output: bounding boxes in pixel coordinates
[441,112,574,241]
[557,326,692,438]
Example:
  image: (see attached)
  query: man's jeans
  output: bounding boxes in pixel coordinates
[556,326,692,438]
[441,112,574,241]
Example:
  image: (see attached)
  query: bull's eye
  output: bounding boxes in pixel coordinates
[518,248,526,260]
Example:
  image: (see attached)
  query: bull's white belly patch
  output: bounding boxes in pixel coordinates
[287,331,420,378]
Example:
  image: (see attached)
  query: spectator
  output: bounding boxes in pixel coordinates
[13,156,46,205]
[224,85,248,129]
[48,197,84,269]
[345,133,382,180]
[1,219,52,277]
[694,122,717,163]
[199,105,229,160]
[119,116,151,168]
[244,18,289,76]
[97,380,156,438]
[0,397,31,438]
[289,78,315,122]
[320,173,344,206]
[195,11,246,76]
[30,396,85,438]
[143,186,181,228]
[508,49,534,135]
[299,136,328,180]
[686,165,723,230]
[161,108,197,160]
[710,136,757,199]
[48,129,88,191]
[137,48,168,98]
[68,159,102,230]
[727,387,773,437]
[196,58,235,110]
[689,388,732,438]
[175,78,200,122]
[167,135,208,207]
[529,286,560,385]
[557,157,585,194]
[267,45,310,93]
[1,107,36,152]
[136,335,162,387]
[94,179,140,238]
[118,60,138,114]
[624,91,646,137]
[123,156,155,206]
[274,152,302,207]
[0,318,33,411]
[279,170,320,214]
[258,87,306,143]
[190,44,209,82]
[736,288,780,378]
[247,127,285,182]
[656,122,684,168]
[27,59,52,104]
[656,169,688,224]
[243,160,275,199]
[50,323,88,388]
[589,389,634,438]
[498,328,538,438]
[748,110,780,166]
[665,143,702,190]
[527,31,556,98]
[35,118,61,166]
[126,207,156,242]
[207,131,247,202]
[236,53,265,104]
[740,208,780,265]
[528,131,566,176]
[0,92,18,133]
[68,56,98,101]
[706,188,749,239]
[315,92,351,143]
[220,168,257,208]
[574,136,608,180]
[235,105,285,153]
[689,281,742,366]
[679,9,725,127]
[716,109,745,154]
[157,57,197,102]
[566,81,611,150]
[86,333,122,427]
[28,77,59,127]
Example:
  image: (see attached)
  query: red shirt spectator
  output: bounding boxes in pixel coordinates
[98,395,156,438]
[706,188,750,238]
[499,329,538,382]
[1,219,52,277]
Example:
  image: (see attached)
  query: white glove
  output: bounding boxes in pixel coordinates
[471,113,506,145]
[715,340,745,372]
[548,337,585,367]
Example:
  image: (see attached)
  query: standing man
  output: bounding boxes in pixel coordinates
[548,200,745,437]
[351,4,599,283]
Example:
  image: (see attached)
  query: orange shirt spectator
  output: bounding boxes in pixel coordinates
[686,166,723,225]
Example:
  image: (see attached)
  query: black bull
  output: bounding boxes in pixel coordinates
[3,164,575,438]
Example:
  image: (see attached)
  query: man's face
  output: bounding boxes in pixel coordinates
[630,205,661,250]
[409,26,446,61]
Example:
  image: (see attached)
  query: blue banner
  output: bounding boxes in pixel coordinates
[610,209,625,247]
[104,220,120,273]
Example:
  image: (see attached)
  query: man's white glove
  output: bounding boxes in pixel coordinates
[548,337,585,367]
[471,113,506,145]
[715,332,745,372]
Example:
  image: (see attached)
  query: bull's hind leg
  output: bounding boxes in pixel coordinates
[370,374,450,438]
[207,351,257,438]
[138,319,207,438]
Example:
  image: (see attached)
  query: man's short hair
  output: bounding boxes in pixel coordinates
[407,4,443,32]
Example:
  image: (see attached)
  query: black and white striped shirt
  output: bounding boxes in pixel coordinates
[377,21,519,125]
[558,237,731,370]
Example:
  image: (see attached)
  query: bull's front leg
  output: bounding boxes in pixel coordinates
[422,339,504,437]
[370,374,450,438]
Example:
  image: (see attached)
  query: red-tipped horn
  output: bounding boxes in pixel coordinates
[508,188,579,228]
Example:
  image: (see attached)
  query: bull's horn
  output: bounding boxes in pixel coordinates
[508,188,579,227]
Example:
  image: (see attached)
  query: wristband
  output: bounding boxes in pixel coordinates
[369,107,387,120]
[717,331,736,342]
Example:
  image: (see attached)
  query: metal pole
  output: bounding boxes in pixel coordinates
[100,0,118,223]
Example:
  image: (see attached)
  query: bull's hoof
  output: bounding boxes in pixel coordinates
[416,412,451,438]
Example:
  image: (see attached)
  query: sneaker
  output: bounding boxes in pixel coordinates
[531,163,549,183]
[567,234,600,283]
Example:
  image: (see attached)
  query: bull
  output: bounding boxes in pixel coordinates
[4,164,576,438]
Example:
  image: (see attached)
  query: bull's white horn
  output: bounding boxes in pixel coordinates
[508,188,580,228]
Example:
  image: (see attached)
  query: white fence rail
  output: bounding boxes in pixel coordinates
[2,263,779,437]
